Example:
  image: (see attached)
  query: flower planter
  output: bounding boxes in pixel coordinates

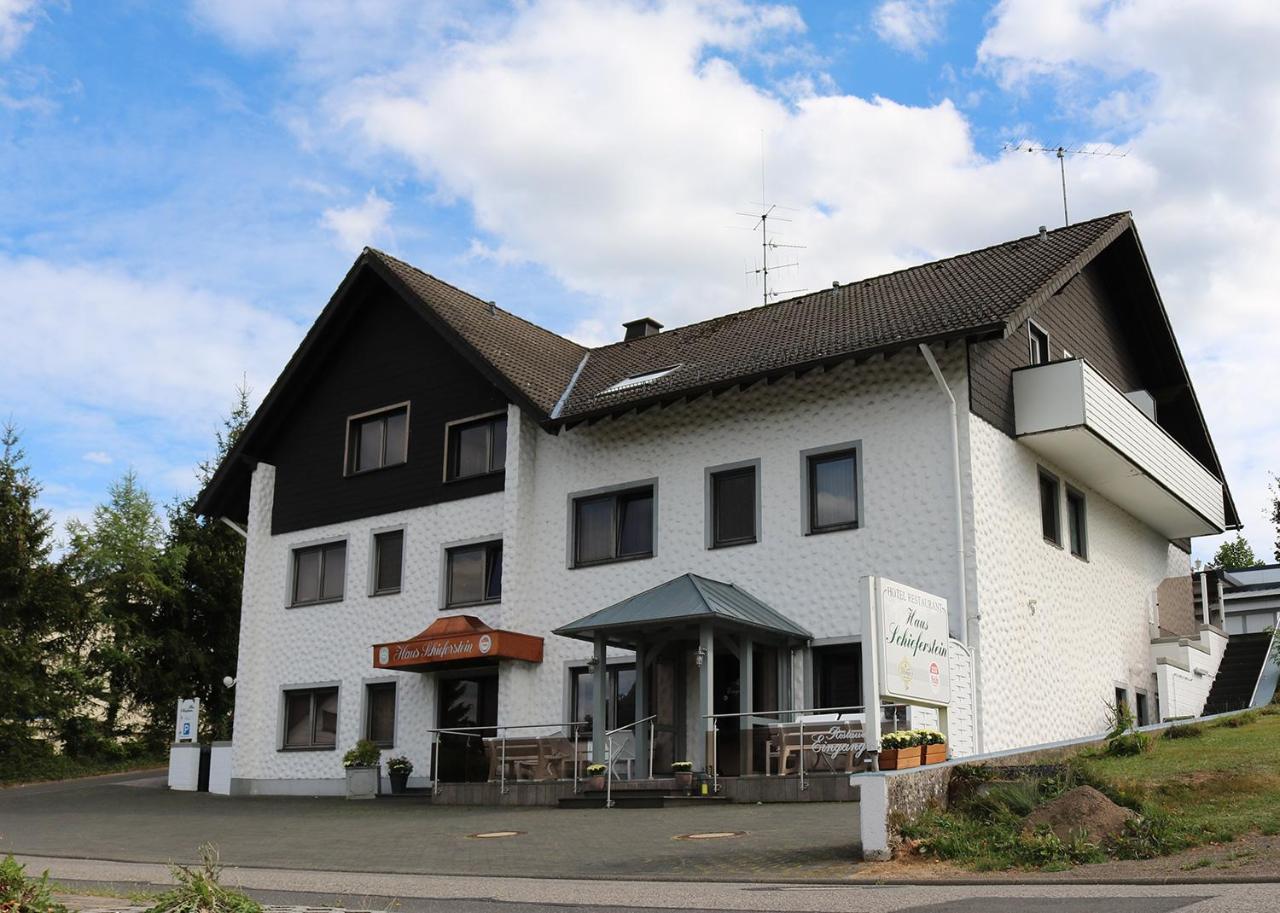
[388,770,410,794]
[345,766,378,800]
[922,743,947,765]
[587,774,605,791]
[673,771,693,790]
[877,748,920,771]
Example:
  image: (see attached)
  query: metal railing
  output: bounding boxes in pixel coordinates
[701,704,868,794]
[603,714,657,809]
[423,719,587,795]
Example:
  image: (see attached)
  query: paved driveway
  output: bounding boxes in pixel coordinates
[0,770,860,881]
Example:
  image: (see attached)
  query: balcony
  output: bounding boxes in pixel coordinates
[1012,359,1225,538]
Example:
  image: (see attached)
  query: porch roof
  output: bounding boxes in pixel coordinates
[554,573,811,646]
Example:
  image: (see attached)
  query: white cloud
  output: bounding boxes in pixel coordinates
[0,0,41,57]
[81,450,112,465]
[321,190,394,253]
[872,0,952,54]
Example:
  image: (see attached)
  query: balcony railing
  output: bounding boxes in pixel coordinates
[1013,358,1225,537]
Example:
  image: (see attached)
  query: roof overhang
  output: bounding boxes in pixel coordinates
[372,615,543,673]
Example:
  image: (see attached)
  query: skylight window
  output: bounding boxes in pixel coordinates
[598,365,681,395]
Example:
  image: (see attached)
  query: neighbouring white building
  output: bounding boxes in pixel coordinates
[197,212,1241,796]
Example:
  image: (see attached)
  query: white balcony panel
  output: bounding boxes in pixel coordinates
[1013,359,1225,538]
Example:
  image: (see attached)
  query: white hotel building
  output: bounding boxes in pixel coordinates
[197,212,1240,796]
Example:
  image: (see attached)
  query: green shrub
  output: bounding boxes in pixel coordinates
[1163,722,1204,739]
[143,845,261,913]
[1221,710,1260,729]
[0,854,68,913]
[340,740,381,769]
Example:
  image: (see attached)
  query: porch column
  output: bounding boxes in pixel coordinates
[699,623,715,774]
[739,635,754,776]
[634,641,649,778]
[592,632,607,763]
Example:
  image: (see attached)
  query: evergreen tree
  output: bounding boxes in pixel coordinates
[1210,533,1263,571]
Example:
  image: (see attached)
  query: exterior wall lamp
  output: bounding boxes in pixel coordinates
[694,647,707,668]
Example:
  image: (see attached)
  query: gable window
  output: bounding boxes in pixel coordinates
[806,449,859,533]
[446,541,503,607]
[346,404,409,474]
[1028,323,1051,365]
[292,541,346,606]
[364,682,396,748]
[1039,469,1061,546]
[446,413,507,480]
[1066,487,1088,559]
[282,686,338,749]
[572,486,654,567]
[372,530,404,595]
[710,464,757,548]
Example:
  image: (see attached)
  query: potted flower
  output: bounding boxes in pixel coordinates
[919,729,947,765]
[877,731,920,770]
[342,739,381,799]
[672,760,694,790]
[585,763,607,791]
[386,755,413,794]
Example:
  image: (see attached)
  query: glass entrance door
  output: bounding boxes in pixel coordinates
[435,671,499,782]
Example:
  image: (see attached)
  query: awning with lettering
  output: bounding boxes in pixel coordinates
[372,615,544,672]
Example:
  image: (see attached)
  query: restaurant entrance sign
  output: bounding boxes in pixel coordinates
[860,576,951,757]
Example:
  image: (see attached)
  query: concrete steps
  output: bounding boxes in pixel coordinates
[1203,632,1271,715]
[557,787,730,809]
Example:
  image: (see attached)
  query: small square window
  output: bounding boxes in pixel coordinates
[365,682,396,748]
[373,530,404,594]
[446,414,507,481]
[807,450,858,533]
[1038,470,1061,546]
[283,687,338,749]
[292,541,346,606]
[446,541,503,607]
[1066,488,1087,559]
[346,405,409,474]
[710,466,757,547]
[572,487,654,567]
[1029,323,1051,365]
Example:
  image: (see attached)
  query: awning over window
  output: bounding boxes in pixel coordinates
[373,615,543,672]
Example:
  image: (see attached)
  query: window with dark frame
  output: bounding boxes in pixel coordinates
[1039,470,1061,546]
[1066,487,1087,559]
[812,644,861,710]
[572,486,654,566]
[569,664,637,731]
[446,413,507,480]
[372,530,404,594]
[446,540,503,607]
[1135,691,1150,727]
[1115,686,1130,718]
[1029,323,1051,365]
[282,686,338,749]
[365,682,396,747]
[291,541,346,606]
[711,465,757,548]
[346,405,408,474]
[807,450,858,533]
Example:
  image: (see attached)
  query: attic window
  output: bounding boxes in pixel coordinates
[598,365,681,395]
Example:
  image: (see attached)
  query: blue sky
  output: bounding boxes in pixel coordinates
[2,0,1278,564]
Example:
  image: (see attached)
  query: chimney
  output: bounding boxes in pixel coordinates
[622,317,663,341]
[1038,225,1048,241]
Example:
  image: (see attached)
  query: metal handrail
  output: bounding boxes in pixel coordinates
[426,720,588,795]
[700,705,867,794]
[603,714,657,810]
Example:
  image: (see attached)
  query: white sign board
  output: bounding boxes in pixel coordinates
[875,577,951,707]
[175,698,200,743]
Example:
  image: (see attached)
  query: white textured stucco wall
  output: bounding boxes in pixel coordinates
[1151,628,1228,719]
[963,413,1191,752]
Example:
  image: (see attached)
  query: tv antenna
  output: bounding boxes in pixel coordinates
[1003,143,1128,228]
[736,134,806,306]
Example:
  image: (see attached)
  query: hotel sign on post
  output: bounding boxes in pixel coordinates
[175,698,199,743]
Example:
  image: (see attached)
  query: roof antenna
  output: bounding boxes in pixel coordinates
[735,130,806,306]
[1003,143,1129,227]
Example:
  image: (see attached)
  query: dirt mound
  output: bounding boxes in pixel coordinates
[1023,785,1137,844]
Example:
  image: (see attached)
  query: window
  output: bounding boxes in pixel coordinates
[1038,469,1061,546]
[282,687,338,749]
[569,664,637,731]
[291,541,346,606]
[446,413,507,480]
[812,644,861,710]
[710,465,757,548]
[1028,323,1051,365]
[1135,691,1150,728]
[446,541,503,607]
[1066,487,1088,559]
[807,449,858,533]
[365,682,396,748]
[346,404,408,474]
[1114,687,1130,719]
[372,530,404,595]
[572,486,654,566]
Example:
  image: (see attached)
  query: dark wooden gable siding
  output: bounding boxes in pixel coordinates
[260,278,509,535]
[968,259,1143,436]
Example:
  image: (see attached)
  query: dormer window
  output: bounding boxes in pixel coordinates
[346,403,409,474]
[445,412,507,481]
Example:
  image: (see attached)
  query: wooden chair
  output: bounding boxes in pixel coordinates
[483,736,542,781]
